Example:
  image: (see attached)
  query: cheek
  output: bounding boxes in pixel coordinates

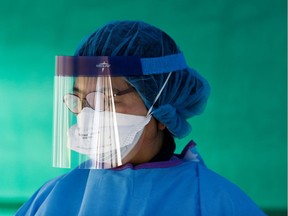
[116,94,148,115]
[122,117,159,164]
[143,118,158,138]
[134,118,159,152]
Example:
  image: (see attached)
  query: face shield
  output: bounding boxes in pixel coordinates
[53,54,187,169]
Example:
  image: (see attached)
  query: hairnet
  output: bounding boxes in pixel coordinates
[74,20,210,138]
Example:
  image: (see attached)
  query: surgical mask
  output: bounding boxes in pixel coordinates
[68,108,152,164]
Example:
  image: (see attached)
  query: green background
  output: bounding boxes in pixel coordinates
[0,0,286,215]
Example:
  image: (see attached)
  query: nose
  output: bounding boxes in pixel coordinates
[82,98,92,110]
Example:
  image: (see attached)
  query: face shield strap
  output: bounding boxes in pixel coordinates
[56,53,187,76]
[141,53,187,75]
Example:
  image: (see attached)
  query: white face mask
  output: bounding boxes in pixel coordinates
[68,108,151,163]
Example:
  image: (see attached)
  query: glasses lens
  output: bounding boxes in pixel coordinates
[86,92,105,111]
[64,94,81,113]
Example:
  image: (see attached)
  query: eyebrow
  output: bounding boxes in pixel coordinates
[73,86,82,94]
[73,86,107,95]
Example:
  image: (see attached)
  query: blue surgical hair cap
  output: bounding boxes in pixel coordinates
[74,20,210,138]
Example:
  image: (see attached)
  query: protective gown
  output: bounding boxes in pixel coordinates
[16,141,266,216]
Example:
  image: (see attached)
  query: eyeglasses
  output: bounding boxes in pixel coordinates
[63,87,134,114]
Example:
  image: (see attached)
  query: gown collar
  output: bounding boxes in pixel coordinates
[113,140,197,170]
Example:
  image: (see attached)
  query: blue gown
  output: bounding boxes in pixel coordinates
[16,141,266,216]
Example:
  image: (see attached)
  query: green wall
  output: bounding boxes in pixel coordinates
[0,0,286,215]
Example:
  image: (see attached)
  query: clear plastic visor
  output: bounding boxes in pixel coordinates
[53,75,151,169]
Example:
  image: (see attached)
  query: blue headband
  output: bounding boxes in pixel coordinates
[56,53,187,76]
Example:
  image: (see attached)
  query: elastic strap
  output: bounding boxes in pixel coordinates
[147,72,172,115]
[141,53,187,75]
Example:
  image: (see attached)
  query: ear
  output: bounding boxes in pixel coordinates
[157,121,166,131]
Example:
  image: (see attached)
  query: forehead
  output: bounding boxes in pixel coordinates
[74,76,129,93]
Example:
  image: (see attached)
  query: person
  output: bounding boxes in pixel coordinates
[16,20,266,215]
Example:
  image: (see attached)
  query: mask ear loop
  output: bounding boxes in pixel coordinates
[147,72,172,116]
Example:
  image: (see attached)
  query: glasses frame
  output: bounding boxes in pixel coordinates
[63,87,135,114]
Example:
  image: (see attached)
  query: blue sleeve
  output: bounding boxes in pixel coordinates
[15,176,63,216]
[197,164,267,216]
